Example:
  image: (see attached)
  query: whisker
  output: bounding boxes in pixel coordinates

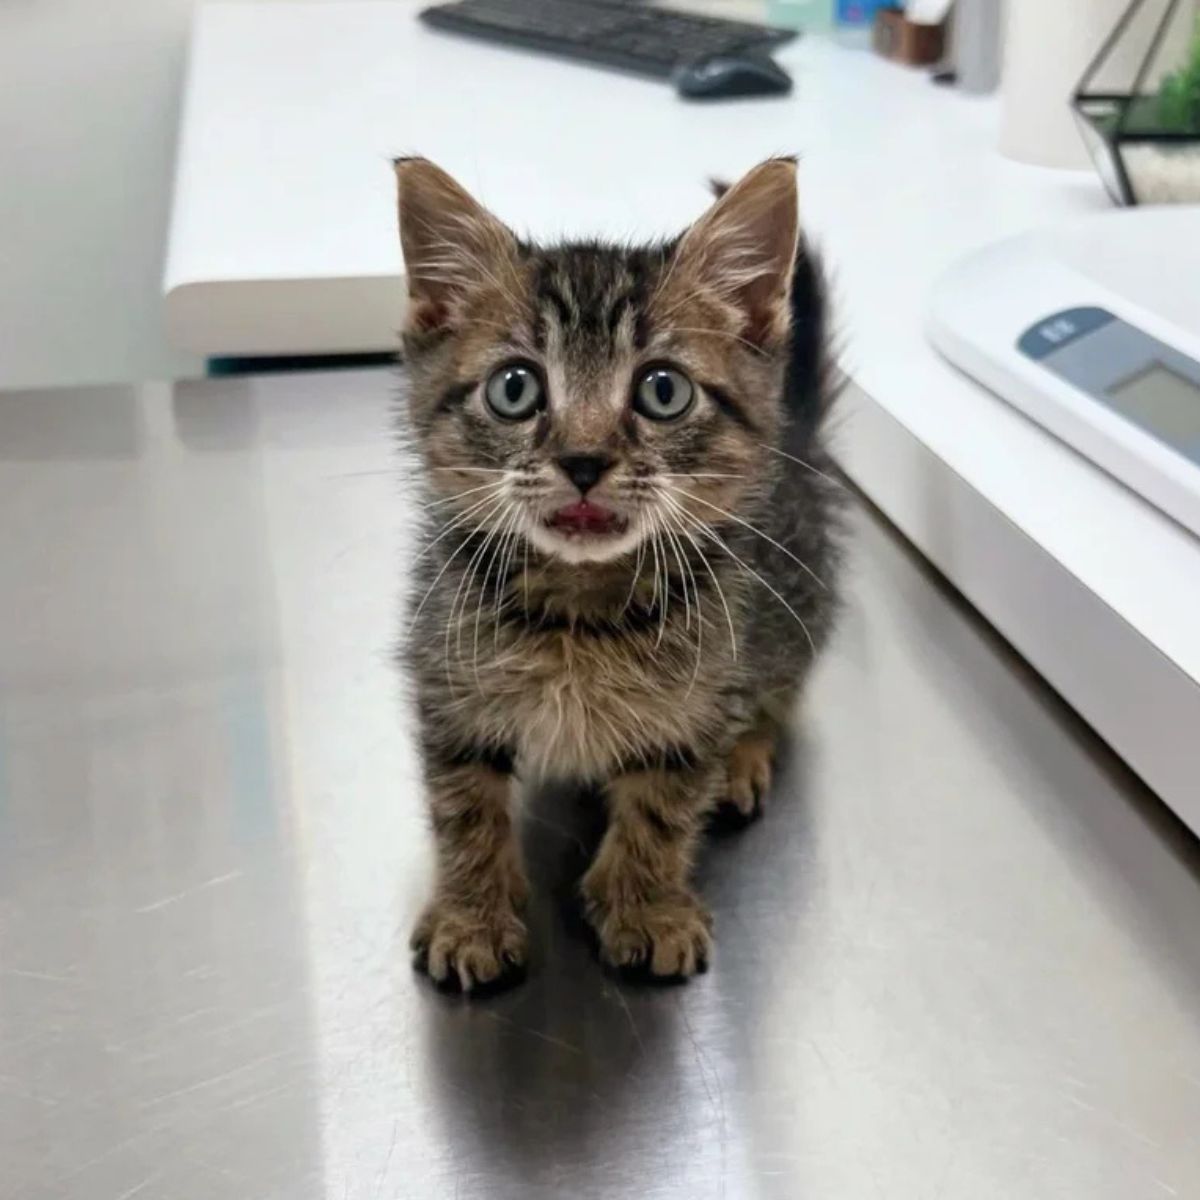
[443,527,489,682]
[671,505,817,657]
[650,523,669,649]
[661,519,692,633]
[661,514,703,693]
[522,530,531,614]
[407,494,507,633]
[460,504,513,674]
[429,466,510,475]
[671,487,826,592]
[484,515,512,655]
[417,479,507,511]
[412,487,509,565]
[474,506,519,681]
[662,496,738,662]
[445,503,512,682]
[493,509,525,649]
[644,516,660,617]
[620,514,648,615]
[658,472,745,480]
[757,443,842,488]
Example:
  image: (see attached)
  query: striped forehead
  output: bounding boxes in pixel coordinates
[528,244,667,375]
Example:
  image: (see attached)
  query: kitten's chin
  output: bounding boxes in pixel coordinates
[526,521,644,565]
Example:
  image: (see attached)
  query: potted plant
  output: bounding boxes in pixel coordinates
[1157,23,1200,129]
[1074,0,1200,204]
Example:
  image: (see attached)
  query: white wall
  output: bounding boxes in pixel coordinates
[0,1,352,392]
[0,0,202,389]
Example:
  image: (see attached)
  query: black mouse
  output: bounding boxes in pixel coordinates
[673,53,793,100]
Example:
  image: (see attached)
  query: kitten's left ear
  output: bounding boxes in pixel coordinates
[394,157,520,335]
[672,158,800,348]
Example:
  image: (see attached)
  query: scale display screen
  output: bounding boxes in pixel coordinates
[1018,306,1200,467]
[1108,364,1200,444]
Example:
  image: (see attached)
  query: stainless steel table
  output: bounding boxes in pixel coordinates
[2,370,1198,1200]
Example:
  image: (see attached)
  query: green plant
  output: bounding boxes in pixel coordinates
[1157,17,1200,131]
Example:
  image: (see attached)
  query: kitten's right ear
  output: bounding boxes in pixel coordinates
[393,157,519,335]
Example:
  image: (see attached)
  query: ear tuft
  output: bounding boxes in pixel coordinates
[674,158,800,348]
[393,158,519,336]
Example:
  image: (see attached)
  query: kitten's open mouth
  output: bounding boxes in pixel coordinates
[546,500,628,537]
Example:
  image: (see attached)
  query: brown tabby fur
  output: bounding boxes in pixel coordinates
[395,157,842,990]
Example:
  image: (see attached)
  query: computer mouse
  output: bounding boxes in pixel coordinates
[674,53,793,100]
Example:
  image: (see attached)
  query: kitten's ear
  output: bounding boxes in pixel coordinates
[672,158,799,348]
[394,157,519,334]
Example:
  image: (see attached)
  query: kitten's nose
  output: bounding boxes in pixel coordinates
[557,454,614,495]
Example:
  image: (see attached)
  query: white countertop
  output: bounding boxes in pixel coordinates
[166,2,1101,328]
[166,2,1200,825]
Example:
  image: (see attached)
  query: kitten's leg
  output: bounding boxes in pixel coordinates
[411,755,529,992]
[581,763,718,979]
[724,712,781,823]
[722,684,800,822]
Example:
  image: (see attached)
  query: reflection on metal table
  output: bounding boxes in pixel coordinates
[1,368,1198,1200]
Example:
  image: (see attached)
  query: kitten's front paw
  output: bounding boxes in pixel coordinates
[588,892,713,980]
[411,901,528,993]
[718,731,774,825]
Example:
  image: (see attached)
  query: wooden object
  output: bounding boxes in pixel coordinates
[873,7,945,66]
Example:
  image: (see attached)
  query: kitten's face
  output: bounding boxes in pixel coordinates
[396,159,799,565]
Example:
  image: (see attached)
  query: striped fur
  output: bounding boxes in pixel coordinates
[395,158,843,989]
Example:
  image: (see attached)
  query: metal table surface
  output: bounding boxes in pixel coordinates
[1,370,1198,1200]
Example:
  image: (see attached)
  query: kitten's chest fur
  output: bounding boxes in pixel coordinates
[412,559,744,780]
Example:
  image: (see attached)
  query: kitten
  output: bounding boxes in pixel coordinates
[395,156,841,990]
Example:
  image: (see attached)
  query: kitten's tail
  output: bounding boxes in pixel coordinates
[785,241,835,445]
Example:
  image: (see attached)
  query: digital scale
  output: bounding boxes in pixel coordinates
[928,207,1200,540]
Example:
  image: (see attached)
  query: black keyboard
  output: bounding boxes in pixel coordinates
[419,0,796,80]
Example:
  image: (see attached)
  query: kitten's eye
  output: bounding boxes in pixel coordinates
[485,363,543,420]
[634,367,694,421]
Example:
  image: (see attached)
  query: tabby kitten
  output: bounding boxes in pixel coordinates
[396,156,840,990]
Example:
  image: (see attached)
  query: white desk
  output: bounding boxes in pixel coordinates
[166,1,1200,831]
